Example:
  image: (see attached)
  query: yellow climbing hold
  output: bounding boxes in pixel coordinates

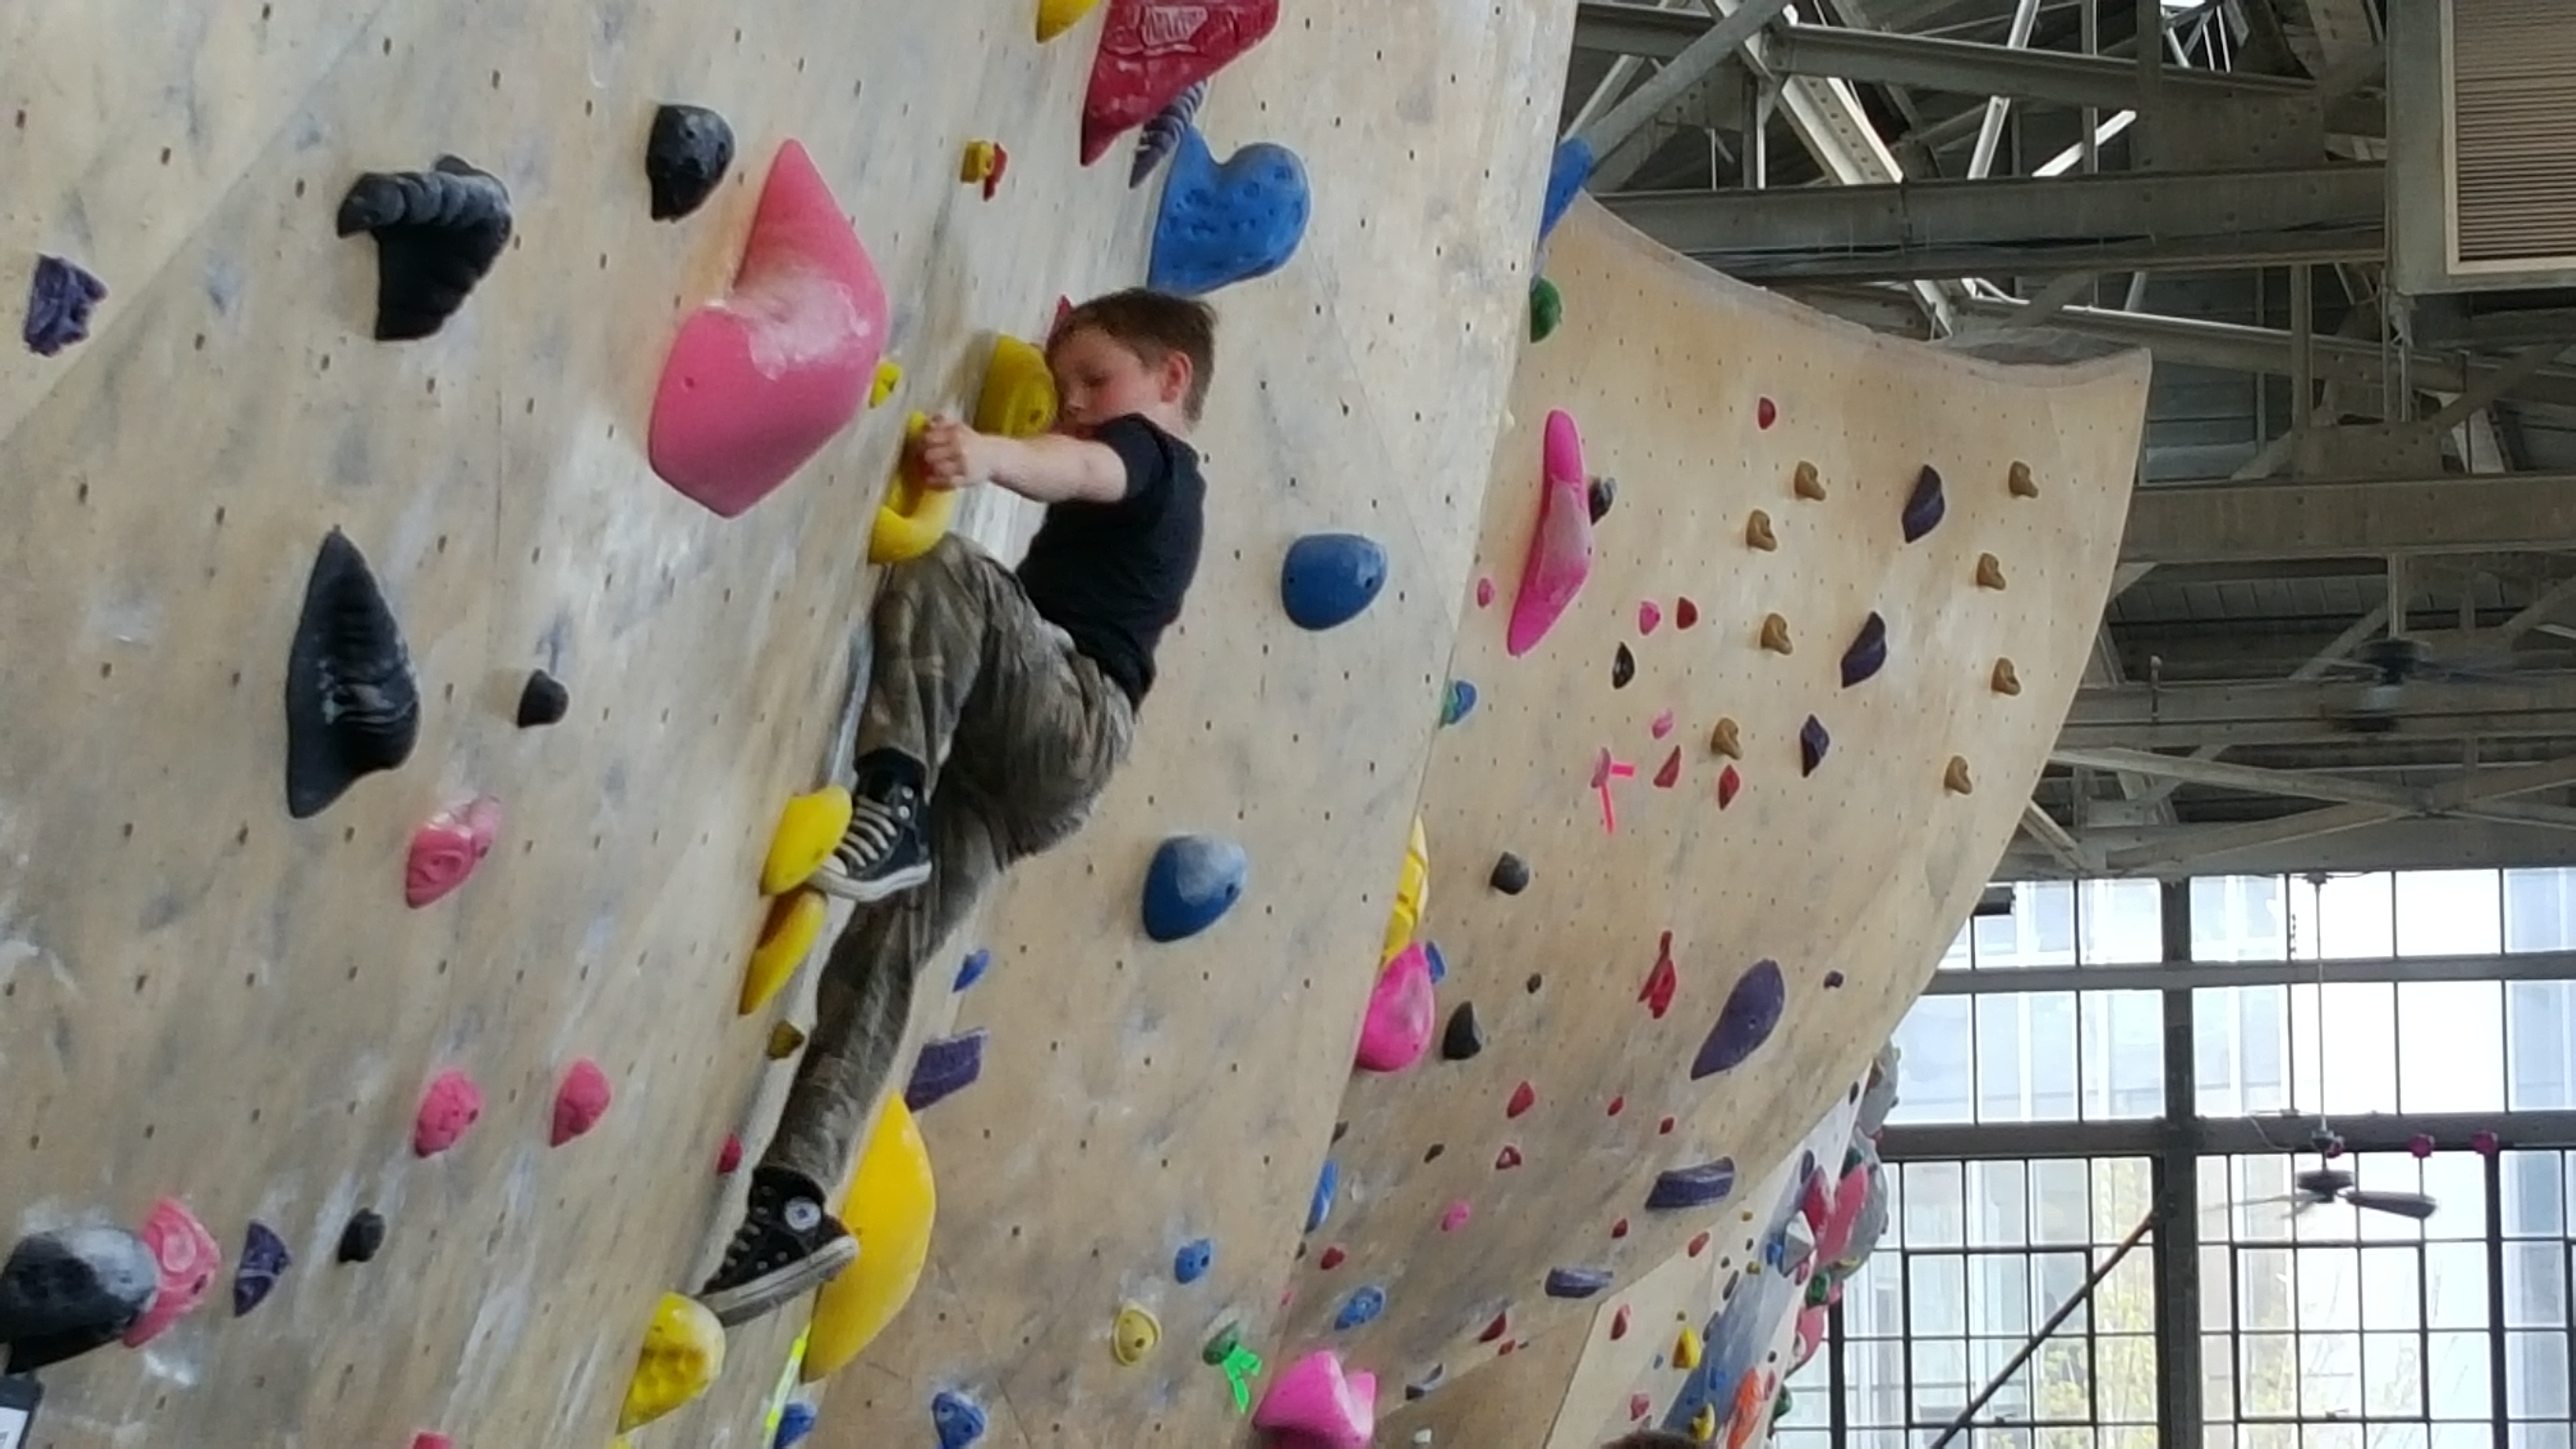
[1036,0,1103,42]
[1381,815,1430,962]
[762,787,852,896]
[869,412,954,565]
[802,1098,937,1382]
[1689,1402,1719,1441]
[766,1330,810,1437]
[768,1021,809,1060]
[741,889,826,1015]
[1111,1303,1162,1366]
[870,359,903,408]
[974,334,1060,441]
[1674,1323,1704,1370]
[616,1293,726,1433]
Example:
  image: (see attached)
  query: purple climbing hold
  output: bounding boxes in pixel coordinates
[1901,465,1946,543]
[1646,1159,1738,1212]
[1838,613,1886,689]
[1545,1266,1614,1300]
[1690,959,1786,1079]
[23,256,107,356]
[953,948,992,993]
[231,1221,292,1317]
[1132,81,1209,188]
[1799,716,1830,776]
[1823,970,1846,989]
[904,1030,987,1113]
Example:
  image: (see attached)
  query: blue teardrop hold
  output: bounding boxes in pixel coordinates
[1280,533,1389,631]
[1141,834,1249,942]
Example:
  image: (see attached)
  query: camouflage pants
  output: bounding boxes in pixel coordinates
[765,533,1135,1187]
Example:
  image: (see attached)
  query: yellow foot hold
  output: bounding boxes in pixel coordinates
[975,335,1059,440]
[870,413,955,565]
[741,890,827,1015]
[1036,0,1103,42]
[617,1293,726,1433]
[870,359,903,408]
[803,1099,937,1383]
[762,787,853,897]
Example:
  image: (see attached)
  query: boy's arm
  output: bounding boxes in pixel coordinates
[977,432,1131,505]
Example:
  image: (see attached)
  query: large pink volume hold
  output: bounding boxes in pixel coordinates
[1352,942,1434,1074]
[1251,1350,1377,1449]
[1505,408,1594,657]
[1079,0,1280,166]
[647,140,889,518]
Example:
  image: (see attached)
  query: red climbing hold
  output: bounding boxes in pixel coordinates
[1688,1231,1711,1256]
[412,1068,483,1158]
[1630,1392,1652,1420]
[1495,1145,1523,1170]
[1675,596,1699,629]
[549,1059,612,1147]
[1506,1081,1536,1118]
[412,1436,452,1449]
[1654,747,1682,789]
[1479,1312,1509,1342]
[1319,1245,1346,1271]
[1612,1306,1631,1339]
[1658,1116,1676,1135]
[1607,1095,1625,1116]
[404,795,500,907]
[1475,576,1495,608]
[124,1198,220,1348]
[1498,1339,1517,1356]
[1611,1217,1630,1239]
[1717,765,1742,808]
[1641,934,1678,1020]
[1757,397,1777,429]
[716,1132,743,1175]
[1081,0,1281,165]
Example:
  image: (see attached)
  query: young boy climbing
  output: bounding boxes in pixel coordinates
[696,289,1217,1326]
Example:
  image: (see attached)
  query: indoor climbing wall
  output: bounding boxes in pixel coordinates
[1273,193,2152,1431]
[0,2,1557,1448]
[801,9,1575,1449]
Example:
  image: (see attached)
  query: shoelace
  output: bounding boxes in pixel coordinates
[838,792,912,865]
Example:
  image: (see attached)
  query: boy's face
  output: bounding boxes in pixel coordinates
[1049,327,1191,436]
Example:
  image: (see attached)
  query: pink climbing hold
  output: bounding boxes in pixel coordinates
[646,140,889,518]
[1494,1145,1523,1170]
[1638,600,1662,635]
[1506,409,1594,657]
[549,1058,613,1147]
[123,1197,220,1347]
[1353,941,1435,1073]
[1688,1231,1710,1256]
[403,794,500,908]
[413,1068,483,1158]
[1252,1349,1376,1449]
[1081,0,1280,165]
[412,1436,452,1449]
[716,1132,743,1175]
[1650,708,1675,740]
[1441,1201,1472,1232]
[1474,576,1495,608]
[1506,1081,1536,1118]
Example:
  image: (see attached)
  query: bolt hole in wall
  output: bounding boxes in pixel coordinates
[1776,867,2576,1447]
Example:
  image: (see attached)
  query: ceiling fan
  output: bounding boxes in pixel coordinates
[2314,633,2536,734]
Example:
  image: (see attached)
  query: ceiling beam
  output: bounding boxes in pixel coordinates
[2089,754,2576,873]
[2050,745,2576,829]
[1600,164,2385,281]
[2060,672,2576,750]
[1996,812,2576,880]
[1762,12,2312,108]
[2122,473,2576,565]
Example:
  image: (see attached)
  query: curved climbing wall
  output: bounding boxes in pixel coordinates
[0,1,1557,1446]
[1288,195,2151,1427]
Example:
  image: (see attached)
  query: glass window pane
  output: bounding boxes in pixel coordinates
[2372,1429,2428,1449]
[2194,874,2289,961]
[2513,1426,2572,1449]
[2032,1336,2088,1425]
[2298,1331,2362,1417]
[1979,881,2075,968]
[2094,1248,2155,1334]
[2364,1329,2423,1417]
[1912,1334,1968,1410]
[2094,1335,2155,1423]
[2505,1240,2567,1328]
[2240,1333,2298,1417]
[2427,1241,2491,1328]
[2398,980,2505,1112]
[2198,984,2293,1116]
[2427,1328,2491,1415]
[2424,1151,2491,1240]
[2241,1248,2296,1330]
[1907,1162,1966,1248]
[2198,1243,2234,1332]
[1910,1255,1967,1336]
[2506,867,2576,951]
[2079,880,2164,965]
[2289,870,2395,958]
[1893,995,1976,1124]
[2504,1150,2565,1236]
[2432,1426,2492,1449]
[2033,1252,2091,1332]
[2359,1245,2422,1330]
[2509,1330,2571,1418]
[1968,1160,2029,1247]
[2296,1246,2360,1331]
[1970,1254,2030,1337]
[2030,1161,2091,1244]
[2202,1331,2237,1417]
[2082,991,2165,1120]
[2093,1158,2155,1244]
[2395,869,2503,955]
[1940,920,1973,971]
[2507,980,2576,1111]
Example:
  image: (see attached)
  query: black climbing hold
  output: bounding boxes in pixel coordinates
[336,1210,386,1264]
[1404,1364,1447,1400]
[904,1030,987,1113]
[515,669,569,728]
[285,529,421,819]
[22,255,106,356]
[232,1220,292,1317]
[1838,612,1886,689]
[0,1225,157,1373]
[1611,644,1635,689]
[646,104,736,221]
[1587,474,1617,524]
[1824,969,1846,989]
[1646,1159,1739,1212]
[1423,1143,1445,1162]
[1489,852,1530,895]
[1331,1120,1350,1144]
[1900,465,1946,543]
[1799,715,1830,776]
[1544,1266,1614,1300]
[336,155,513,341]
[1440,1003,1485,1061]
[1690,958,1787,1079]
[1526,971,1544,995]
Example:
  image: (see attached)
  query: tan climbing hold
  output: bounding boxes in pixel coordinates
[767,1022,808,1060]
[1792,461,1825,501]
[2008,460,2038,498]
[1744,510,1776,550]
[1759,614,1793,655]
[1976,552,2006,590]
[1708,718,1741,759]
[1944,757,1974,794]
[1992,658,2022,696]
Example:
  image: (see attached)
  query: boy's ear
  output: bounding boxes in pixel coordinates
[1157,349,1194,404]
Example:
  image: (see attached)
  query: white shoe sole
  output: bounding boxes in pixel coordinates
[698,1235,861,1327]
[810,858,931,903]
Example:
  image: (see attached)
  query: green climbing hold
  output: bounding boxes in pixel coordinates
[1530,278,1562,342]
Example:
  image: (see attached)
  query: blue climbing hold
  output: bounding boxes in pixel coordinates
[1838,612,1886,689]
[1334,1285,1387,1331]
[774,1402,818,1448]
[904,1030,987,1113]
[1308,1159,1339,1233]
[1646,1159,1738,1211]
[1537,136,1596,251]
[932,1390,988,1449]
[1142,834,1249,942]
[1901,465,1947,543]
[1440,680,1478,727]
[1424,940,1448,985]
[953,948,992,993]
[1800,715,1831,776]
[1147,126,1311,298]
[1176,1237,1215,1285]
[1279,533,1388,631]
[1545,1266,1614,1300]
[1691,959,1787,1079]
[232,1220,291,1317]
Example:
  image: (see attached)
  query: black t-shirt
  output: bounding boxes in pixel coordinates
[1015,415,1206,705]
